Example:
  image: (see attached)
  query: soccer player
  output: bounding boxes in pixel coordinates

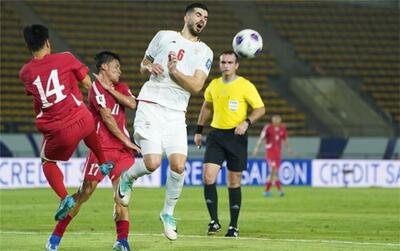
[252,115,292,197]
[115,3,213,241]
[46,51,140,251]
[194,51,265,237]
[19,24,114,222]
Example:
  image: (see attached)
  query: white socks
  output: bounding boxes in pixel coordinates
[162,170,185,215]
[125,158,152,180]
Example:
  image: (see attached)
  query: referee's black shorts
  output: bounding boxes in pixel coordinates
[204,128,248,172]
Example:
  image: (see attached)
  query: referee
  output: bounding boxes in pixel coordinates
[194,51,265,237]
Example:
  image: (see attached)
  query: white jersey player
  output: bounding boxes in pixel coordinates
[115,3,213,241]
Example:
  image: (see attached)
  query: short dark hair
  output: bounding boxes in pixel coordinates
[94,51,121,72]
[185,2,208,14]
[220,50,239,63]
[23,24,49,52]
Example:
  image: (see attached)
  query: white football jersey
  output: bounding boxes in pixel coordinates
[137,30,213,111]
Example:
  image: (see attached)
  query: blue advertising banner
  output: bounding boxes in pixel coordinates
[161,159,312,186]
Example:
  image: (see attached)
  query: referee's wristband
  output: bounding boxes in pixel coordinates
[245,118,252,127]
[196,125,204,134]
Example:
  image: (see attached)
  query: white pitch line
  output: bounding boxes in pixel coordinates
[0,230,399,247]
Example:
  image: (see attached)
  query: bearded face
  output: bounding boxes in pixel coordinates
[185,7,208,36]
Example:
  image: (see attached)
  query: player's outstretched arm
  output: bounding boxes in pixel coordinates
[167,52,207,94]
[194,101,213,147]
[99,107,141,153]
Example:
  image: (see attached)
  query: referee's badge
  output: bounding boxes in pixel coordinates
[228,100,239,111]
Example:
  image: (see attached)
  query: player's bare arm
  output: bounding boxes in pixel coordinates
[140,56,164,76]
[252,126,267,157]
[167,51,208,94]
[235,106,265,135]
[99,107,141,153]
[108,89,136,109]
[194,101,213,147]
[79,75,92,90]
[93,73,136,109]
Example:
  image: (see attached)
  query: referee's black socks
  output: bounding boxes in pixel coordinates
[204,183,219,223]
[228,187,241,228]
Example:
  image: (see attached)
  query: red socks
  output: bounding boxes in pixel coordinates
[275,180,282,190]
[265,181,272,192]
[265,180,282,191]
[83,130,106,164]
[116,220,129,240]
[53,215,73,237]
[43,162,68,199]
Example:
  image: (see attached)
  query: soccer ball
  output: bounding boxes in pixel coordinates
[232,29,263,58]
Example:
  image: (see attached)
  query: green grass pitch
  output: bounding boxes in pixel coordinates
[0,187,399,251]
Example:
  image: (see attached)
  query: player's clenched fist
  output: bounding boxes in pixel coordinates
[168,51,178,73]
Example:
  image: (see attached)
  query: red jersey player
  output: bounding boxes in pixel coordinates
[252,115,292,197]
[46,51,140,251]
[19,24,114,230]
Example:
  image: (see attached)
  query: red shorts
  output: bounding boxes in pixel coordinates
[83,148,134,182]
[266,151,281,169]
[41,115,95,161]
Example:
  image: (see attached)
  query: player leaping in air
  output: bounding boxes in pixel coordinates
[19,25,115,226]
[115,2,213,241]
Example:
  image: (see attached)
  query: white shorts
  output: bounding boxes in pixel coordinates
[134,101,188,156]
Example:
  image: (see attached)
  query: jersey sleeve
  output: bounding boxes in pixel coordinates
[64,52,89,81]
[196,46,213,76]
[145,31,164,61]
[204,81,214,102]
[90,81,107,112]
[245,81,264,109]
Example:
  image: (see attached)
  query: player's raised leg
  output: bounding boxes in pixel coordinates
[42,160,69,200]
[46,179,98,251]
[115,156,154,207]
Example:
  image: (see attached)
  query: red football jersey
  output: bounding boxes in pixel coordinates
[19,52,90,132]
[264,124,287,156]
[88,80,134,151]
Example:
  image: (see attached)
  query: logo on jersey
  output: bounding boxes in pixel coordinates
[206,58,212,70]
[96,94,106,108]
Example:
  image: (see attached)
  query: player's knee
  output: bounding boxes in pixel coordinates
[227,172,241,187]
[169,162,185,174]
[203,173,217,185]
[144,158,160,172]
